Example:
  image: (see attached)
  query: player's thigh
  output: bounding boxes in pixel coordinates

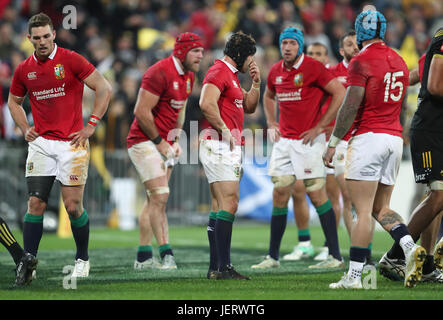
[128,141,168,184]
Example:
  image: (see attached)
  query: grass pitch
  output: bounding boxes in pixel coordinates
[0,223,442,300]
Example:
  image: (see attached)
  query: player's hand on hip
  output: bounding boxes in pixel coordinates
[300,126,323,145]
[156,139,174,160]
[25,126,39,142]
[221,128,236,151]
[69,125,94,147]
[267,123,281,143]
[323,147,336,169]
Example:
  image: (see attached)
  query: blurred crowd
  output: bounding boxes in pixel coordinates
[0,0,442,151]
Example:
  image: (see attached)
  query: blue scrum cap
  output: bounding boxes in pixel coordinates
[355,10,387,46]
[279,26,304,57]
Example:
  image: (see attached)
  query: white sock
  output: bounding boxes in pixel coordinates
[399,235,416,255]
[348,260,364,280]
[298,240,311,247]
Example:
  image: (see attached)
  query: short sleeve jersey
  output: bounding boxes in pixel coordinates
[126,56,195,148]
[200,59,244,145]
[347,42,409,137]
[321,61,353,141]
[10,45,95,141]
[267,54,335,139]
[411,28,443,134]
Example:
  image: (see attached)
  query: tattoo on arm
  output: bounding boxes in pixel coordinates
[332,86,365,139]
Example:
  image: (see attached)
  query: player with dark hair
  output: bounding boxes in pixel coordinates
[379,27,443,284]
[324,10,425,289]
[0,217,37,286]
[8,12,112,278]
[251,26,346,270]
[127,32,204,270]
[199,31,260,280]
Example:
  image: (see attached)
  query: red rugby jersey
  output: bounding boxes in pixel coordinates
[347,42,409,137]
[200,59,245,145]
[10,44,95,141]
[267,54,335,140]
[126,56,195,148]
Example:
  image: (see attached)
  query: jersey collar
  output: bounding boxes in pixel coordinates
[220,58,238,74]
[342,59,349,69]
[33,43,58,62]
[360,41,383,53]
[172,55,185,75]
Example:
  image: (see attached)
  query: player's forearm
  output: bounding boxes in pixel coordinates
[175,104,186,129]
[200,101,227,133]
[135,109,161,140]
[263,96,278,127]
[331,86,364,139]
[244,83,260,114]
[90,81,112,119]
[7,96,29,134]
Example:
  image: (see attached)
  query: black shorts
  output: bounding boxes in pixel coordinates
[410,130,443,184]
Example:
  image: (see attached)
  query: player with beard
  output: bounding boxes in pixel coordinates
[251,26,346,270]
[127,33,204,270]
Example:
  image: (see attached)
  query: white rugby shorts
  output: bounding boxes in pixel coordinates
[26,136,90,186]
[268,134,326,180]
[199,139,242,184]
[345,132,403,185]
[128,140,176,183]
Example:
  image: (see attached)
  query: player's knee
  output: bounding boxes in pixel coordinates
[148,187,169,208]
[63,198,82,218]
[27,197,47,215]
[304,178,325,193]
[223,193,239,213]
[271,175,296,188]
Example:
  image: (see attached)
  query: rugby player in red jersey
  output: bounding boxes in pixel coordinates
[127,33,203,270]
[199,31,260,280]
[251,26,346,270]
[8,13,112,280]
[324,10,425,289]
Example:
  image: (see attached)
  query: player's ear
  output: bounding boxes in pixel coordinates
[339,48,344,58]
[52,29,56,40]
